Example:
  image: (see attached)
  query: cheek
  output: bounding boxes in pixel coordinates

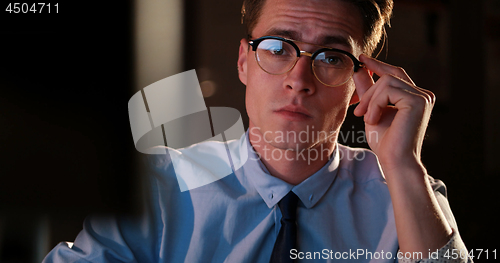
[344,80,357,99]
[321,82,356,122]
[244,75,267,122]
[337,81,357,108]
[245,61,259,113]
[327,82,355,106]
[245,61,277,107]
[245,87,257,117]
[247,61,268,86]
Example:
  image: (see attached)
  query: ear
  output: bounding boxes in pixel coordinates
[238,38,249,85]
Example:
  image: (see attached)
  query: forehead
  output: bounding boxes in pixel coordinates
[252,0,364,53]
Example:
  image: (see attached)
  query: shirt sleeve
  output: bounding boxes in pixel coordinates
[42,215,158,263]
[396,177,473,263]
[397,230,472,263]
[43,153,173,263]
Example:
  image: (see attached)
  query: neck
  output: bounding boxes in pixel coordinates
[249,127,336,185]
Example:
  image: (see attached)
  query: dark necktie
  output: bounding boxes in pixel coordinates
[270,191,299,263]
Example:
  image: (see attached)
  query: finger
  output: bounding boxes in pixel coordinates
[361,72,433,117]
[365,81,429,125]
[375,74,435,106]
[365,86,406,125]
[353,72,413,117]
[352,66,374,116]
[353,66,374,99]
[413,85,436,104]
[359,54,415,85]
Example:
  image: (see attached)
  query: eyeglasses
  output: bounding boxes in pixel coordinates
[248,36,364,87]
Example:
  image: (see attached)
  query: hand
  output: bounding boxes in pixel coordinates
[353,55,454,254]
[353,54,436,172]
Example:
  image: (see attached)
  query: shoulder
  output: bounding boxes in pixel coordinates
[143,138,247,192]
[336,144,385,184]
[336,144,447,195]
[144,139,235,170]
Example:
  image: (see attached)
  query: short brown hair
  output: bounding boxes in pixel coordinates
[241,0,393,56]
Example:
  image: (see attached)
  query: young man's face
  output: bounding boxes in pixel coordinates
[238,0,365,151]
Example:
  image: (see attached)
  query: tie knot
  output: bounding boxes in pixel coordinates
[278,191,299,220]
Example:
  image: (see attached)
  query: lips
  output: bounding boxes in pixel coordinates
[274,105,312,121]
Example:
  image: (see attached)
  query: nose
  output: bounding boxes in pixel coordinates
[283,55,316,95]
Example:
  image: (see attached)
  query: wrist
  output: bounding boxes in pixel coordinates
[379,154,426,177]
[379,156,429,189]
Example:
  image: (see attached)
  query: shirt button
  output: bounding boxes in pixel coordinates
[270,193,274,199]
[309,194,313,202]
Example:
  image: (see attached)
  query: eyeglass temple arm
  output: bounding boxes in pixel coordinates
[354,62,365,72]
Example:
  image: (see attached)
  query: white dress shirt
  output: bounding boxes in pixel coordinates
[43,132,471,262]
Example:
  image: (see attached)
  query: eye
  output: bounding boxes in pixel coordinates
[263,45,288,56]
[271,48,285,56]
[316,52,349,69]
[323,56,343,65]
[258,39,293,57]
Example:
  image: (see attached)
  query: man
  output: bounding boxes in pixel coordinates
[44,0,471,262]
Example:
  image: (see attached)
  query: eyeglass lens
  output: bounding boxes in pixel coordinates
[255,39,355,87]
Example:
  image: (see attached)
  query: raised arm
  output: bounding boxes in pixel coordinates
[352,54,470,262]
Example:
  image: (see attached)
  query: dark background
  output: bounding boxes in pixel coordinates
[1,0,499,262]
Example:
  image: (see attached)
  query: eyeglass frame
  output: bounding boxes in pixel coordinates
[248,36,365,87]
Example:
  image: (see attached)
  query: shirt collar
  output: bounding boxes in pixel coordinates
[241,131,340,209]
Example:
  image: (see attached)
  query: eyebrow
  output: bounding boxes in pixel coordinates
[263,28,353,50]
